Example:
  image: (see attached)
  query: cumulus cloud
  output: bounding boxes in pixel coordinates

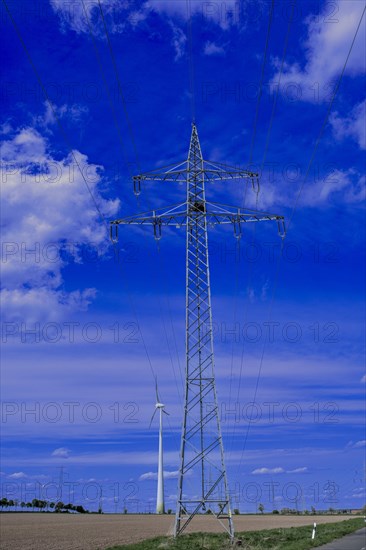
[300,169,365,206]
[139,470,180,481]
[252,467,285,475]
[287,467,308,474]
[8,472,27,479]
[34,102,89,130]
[330,100,366,150]
[248,168,365,210]
[51,447,71,458]
[169,21,187,61]
[346,440,366,449]
[271,1,366,102]
[50,0,129,34]
[1,119,119,322]
[252,466,308,475]
[203,41,225,56]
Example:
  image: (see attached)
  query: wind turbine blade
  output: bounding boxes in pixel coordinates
[154,375,160,403]
[149,408,158,429]
[162,410,170,416]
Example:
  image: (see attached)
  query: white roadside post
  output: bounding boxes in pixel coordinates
[311,522,317,540]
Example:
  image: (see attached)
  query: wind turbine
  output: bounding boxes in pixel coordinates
[149,376,169,514]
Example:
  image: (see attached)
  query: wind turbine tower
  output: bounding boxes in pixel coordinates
[111,124,285,539]
[149,377,169,514]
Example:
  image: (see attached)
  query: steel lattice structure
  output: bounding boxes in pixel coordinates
[110,124,285,540]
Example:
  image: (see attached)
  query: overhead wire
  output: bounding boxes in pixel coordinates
[286,4,366,233]
[1,0,159,403]
[186,0,196,122]
[3,1,191,511]
[96,0,142,172]
[234,3,365,477]
[228,0,297,461]
[226,0,279,458]
[95,0,185,417]
[80,0,131,176]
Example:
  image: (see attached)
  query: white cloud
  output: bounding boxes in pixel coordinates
[147,0,241,29]
[8,472,27,479]
[252,466,308,475]
[203,41,225,56]
[361,374,366,383]
[50,0,242,36]
[271,1,366,102]
[50,0,126,34]
[248,168,365,210]
[330,99,366,150]
[346,440,366,449]
[300,169,365,206]
[1,120,119,322]
[252,467,285,475]
[51,447,71,458]
[34,102,89,130]
[169,21,187,61]
[139,470,180,481]
[287,467,308,474]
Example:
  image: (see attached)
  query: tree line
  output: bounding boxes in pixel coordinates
[0,497,88,513]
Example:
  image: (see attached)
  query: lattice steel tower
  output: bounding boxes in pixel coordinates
[110,124,285,540]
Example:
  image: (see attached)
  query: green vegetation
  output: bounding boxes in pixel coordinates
[106,517,364,550]
[0,497,88,513]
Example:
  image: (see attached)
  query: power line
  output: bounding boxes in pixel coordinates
[227,0,296,457]
[287,4,366,233]
[247,0,275,168]
[2,0,157,383]
[260,0,297,174]
[80,0,131,176]
[234,3,366,475]
[97,0,142,172]
[186,0,196,122]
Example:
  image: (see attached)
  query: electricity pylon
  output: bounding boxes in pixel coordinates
[110,124,285,539]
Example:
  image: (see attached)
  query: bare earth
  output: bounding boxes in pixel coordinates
[0,513,356,550]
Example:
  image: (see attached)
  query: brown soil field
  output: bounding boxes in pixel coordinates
[0,513,356,550]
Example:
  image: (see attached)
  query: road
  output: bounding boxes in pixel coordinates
[315,527,366,550]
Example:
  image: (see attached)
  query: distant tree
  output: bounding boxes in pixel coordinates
[311,506,316,515]
[21,501,26,510]
[75,505,86,514]
[26,502,32,510]
[123,508,128,514]
[167,509,172,514]
[328,507,335,515]
[55,501,64,512]
[233,509,240,515]
[272,509,279,514]
[258,503,264,514]
[0,498,8,509]
[7,499,15,510]
[49,502,55,510]
[31,498,39,511]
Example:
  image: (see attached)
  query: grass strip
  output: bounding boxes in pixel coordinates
[106,517,364,550]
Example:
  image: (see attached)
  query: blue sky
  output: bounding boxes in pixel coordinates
[1,0,365,513]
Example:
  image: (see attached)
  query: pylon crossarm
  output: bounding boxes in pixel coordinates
[132,158,259,195]
[110,209,286,242]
